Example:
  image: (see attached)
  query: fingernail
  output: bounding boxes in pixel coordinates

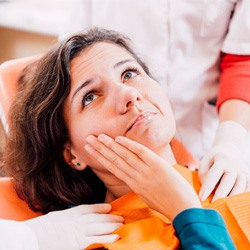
[98,134,112,143]
[97,134,106,142]
[86,135,95,143]
[114,234,120,241]
[115,136,123,143]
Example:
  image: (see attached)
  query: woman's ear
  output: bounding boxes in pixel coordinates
[62,142,87,171]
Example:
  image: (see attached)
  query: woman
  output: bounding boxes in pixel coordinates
[3,28,242,249]
[63,0,250,202]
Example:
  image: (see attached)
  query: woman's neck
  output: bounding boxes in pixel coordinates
[156,143,176,164]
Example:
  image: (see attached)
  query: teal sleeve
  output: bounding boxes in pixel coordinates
[173,208,236,250]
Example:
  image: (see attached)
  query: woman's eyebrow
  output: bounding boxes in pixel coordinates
[71,78,94,105]
[114,59,135,68]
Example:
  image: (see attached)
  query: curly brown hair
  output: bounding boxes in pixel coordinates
[3,27,151,213]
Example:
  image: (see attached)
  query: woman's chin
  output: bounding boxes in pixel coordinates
[129,131,172,154]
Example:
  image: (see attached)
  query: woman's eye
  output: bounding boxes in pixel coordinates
[123,70,138,80]
[82,92,97,107]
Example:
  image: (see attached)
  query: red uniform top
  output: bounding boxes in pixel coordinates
[217,54,250,110]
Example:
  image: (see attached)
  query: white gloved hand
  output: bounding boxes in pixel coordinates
[24,203,124,250]
[199,121,250,202]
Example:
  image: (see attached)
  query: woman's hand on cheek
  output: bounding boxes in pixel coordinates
[85,135,201,221]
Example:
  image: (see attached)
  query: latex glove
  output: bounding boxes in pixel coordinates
[199,121,250,202]
[85,134,201,221]
[24,203,124,250]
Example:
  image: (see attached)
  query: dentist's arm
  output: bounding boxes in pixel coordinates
[199,54,250,201]
[0,204,123,250]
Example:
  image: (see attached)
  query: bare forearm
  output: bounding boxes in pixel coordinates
[219,99,250,130]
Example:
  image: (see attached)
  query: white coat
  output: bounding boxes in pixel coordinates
[62,0,250,162]
[0,220,38,250]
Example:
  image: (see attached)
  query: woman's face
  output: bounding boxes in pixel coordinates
[63,42,176,171]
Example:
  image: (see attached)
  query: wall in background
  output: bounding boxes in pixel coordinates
[0,0,73,63]
[0,27,57,63]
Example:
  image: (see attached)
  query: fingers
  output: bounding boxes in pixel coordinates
[199,161,249,202]
[198,153,214,184]
[80,213,124,224]
[212,171,248,201]
[96,134,145,173]
[85,141,134,184]
[71,203,112,214]
[79,217,123,246]
[68,204,124,224]
[115,136,168,169]
[199,164,224,201]
[86,142,126,180]
[227,174,247,196]
[85,135,145,185]
[85,222,123,236]
[211,172,237,202]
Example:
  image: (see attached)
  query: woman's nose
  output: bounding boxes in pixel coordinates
[115,85,143,114]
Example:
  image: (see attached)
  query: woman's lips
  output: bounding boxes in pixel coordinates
[127,111,157,132]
